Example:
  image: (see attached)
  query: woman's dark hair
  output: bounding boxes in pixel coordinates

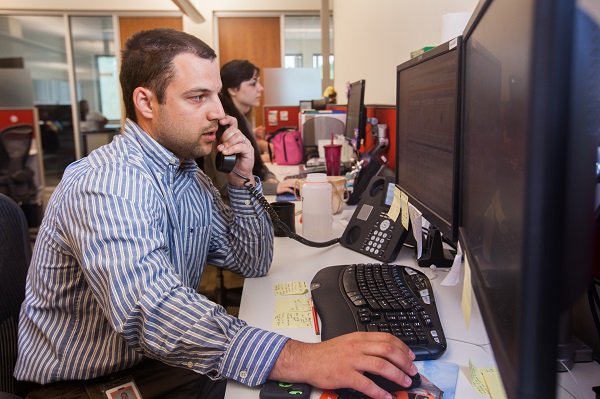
[218,93,268,178]
[217,59,269,179]
[220,60,260,95]
[119,28,216,123]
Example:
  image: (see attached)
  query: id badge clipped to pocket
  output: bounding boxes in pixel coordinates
[101,376,143,399]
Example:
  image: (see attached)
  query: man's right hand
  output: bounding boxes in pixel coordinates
[267,332,418,399]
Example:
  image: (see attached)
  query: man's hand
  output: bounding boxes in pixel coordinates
[216,116,256,187]
[268,332,418,399]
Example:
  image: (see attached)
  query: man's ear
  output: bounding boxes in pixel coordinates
[133,87,155,120]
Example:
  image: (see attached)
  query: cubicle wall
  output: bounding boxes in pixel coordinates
[0,107,44,226]
[263,105,301,135]
[263,103,397,171]
[366,105,396,172]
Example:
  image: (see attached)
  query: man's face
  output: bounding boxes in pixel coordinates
[149,53,225,161]
[120,393,129,399]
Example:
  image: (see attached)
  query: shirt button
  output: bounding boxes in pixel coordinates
[239,370,248,378]
[244,200,251,205]
[187,361,194,368]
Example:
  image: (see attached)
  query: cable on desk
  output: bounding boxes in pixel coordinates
[232,169,339,248]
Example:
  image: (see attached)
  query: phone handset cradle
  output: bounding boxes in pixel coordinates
[417,226,455,268]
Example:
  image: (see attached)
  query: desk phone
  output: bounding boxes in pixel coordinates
[340,176,409,263]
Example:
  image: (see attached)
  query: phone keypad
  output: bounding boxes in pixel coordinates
[361,217,395,258]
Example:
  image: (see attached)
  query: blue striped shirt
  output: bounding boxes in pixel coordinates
[15,119,288,386]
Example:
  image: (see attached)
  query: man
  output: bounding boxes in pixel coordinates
[79,99,108,131]
[15,29,417,399]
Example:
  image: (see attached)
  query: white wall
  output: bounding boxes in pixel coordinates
[0,0,478,104]
[333,0,478,105]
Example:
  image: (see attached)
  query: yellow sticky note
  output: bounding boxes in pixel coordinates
[481,368,508,399]
[468,359,491,395]
[274,281,308,296]
[400,191,410,230]
[272,298,313,328]
[387,186,402,222]
[462,255,473,330]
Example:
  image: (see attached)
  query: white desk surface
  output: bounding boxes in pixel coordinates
[224,164,600,399]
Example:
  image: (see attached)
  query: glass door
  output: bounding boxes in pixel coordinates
[70,16,120,157]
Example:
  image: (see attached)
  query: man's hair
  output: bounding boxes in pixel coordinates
[219,59,260,99]
[120,28,217,122]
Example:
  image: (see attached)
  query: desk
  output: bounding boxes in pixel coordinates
[225,189,495,398]
[224,164,600,399]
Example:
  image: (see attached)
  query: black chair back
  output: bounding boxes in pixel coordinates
[0,125,36,205]
[0,193,31,397]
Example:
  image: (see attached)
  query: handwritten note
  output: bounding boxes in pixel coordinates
[274,281,308,296]
[407,203,423,258]
[400,191,410,230]
[387,186,402,222]
[272,298,313,328]
[469,359,507,399]
[462,255,473,330]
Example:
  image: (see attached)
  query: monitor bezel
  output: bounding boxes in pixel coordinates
[458,0,595,397]
[344,79,367,150]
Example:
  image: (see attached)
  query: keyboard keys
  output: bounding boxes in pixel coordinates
[347,264,444,357]
[311,263,447,361]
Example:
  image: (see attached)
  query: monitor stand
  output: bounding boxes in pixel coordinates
[556,309,593,371]
[417,226,455,268]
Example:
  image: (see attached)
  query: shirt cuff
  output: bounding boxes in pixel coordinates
[228,176,267,218]
[220,326,290,386]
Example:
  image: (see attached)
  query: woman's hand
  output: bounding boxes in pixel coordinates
[274,179,297,194]
[253,125,266,140]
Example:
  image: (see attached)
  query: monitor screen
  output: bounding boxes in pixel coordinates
[395,38,462,243]
[459,0,597,398]
[344,80,366,150]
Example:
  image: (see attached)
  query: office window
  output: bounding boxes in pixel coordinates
[70,16,119,156]
[312,54,335,80]
[284,54,303,68]
[96,55,120,120]
[284,15,333,80]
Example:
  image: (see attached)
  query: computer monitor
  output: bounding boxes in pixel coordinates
[344,80,367,153]
[395,37,463,267]
[459,0,598,398]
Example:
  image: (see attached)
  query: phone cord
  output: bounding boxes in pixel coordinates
[232,169,339,248]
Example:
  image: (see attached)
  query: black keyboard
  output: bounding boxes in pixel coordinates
[283,165,327,180]
[310,263,447,360]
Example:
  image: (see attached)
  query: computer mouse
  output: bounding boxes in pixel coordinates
[335,372,422,398]
[364,371,422,392]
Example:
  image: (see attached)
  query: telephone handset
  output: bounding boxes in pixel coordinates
[214,124,338,248]
[215,124,237,174]
[340,175,409,263]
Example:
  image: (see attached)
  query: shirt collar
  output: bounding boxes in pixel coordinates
[123,118,198,175]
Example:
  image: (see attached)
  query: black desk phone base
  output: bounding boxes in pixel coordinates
[340,176,409,263]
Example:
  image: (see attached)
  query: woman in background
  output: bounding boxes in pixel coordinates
[203,59,296,200]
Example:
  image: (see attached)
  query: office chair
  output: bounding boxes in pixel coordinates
[0,124,36,205]
[0,194,32,399]
[197,265,243,314]
[302,116,345,160]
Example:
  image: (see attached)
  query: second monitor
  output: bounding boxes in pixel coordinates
[395,36,463,267]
